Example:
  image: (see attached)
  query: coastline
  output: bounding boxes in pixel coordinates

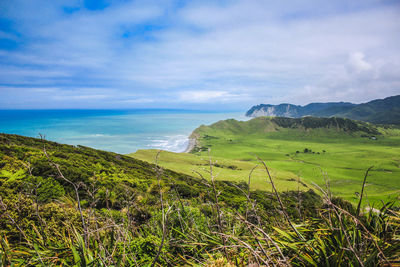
[0,110,244,154]
[183,138,197,153]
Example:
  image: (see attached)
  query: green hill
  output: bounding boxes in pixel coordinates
[193,116,381,136]
[0,133,320,265]
[246,95,400,124]
[338,95,400,124]
[135,116,400,205]
[1,130,400,265]
[0,133,196,200]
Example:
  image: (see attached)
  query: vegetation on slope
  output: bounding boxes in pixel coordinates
[191,117,400,204]
[134,117,400,205]
[338,95,400,124]
[246,95,400,124]
[134,148,310,192]
[1,133,400,265]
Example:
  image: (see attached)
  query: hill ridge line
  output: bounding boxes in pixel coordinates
[246,95,400,125]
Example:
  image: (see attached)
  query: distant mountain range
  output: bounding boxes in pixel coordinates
[245,95,400,124]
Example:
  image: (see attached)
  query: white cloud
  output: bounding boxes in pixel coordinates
[120,98,155,104]
[348,52,372,73]
[54,94,110,100]
[0,0,400,108]
[178,90,246,103]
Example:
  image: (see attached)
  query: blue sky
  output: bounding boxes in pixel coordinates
[0,0,399,109]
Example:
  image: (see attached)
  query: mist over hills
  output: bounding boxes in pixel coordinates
[246,95,400,124]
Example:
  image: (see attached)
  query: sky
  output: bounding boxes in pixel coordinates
[0,0,399,110]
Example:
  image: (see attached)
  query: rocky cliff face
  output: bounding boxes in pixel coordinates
[246,104,301,117]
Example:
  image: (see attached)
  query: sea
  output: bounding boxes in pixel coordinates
[0,109,246,154]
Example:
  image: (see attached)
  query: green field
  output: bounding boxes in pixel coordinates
[132,117,400,205]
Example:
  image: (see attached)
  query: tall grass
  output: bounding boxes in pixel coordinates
[1,148,399,266]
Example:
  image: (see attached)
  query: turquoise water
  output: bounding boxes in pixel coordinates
[0,109,246,154]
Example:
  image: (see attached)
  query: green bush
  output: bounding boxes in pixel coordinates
[25,176,65,203]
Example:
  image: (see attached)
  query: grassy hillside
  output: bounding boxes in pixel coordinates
[134,149,310,192]
[246,95,400,124]
[0,133,320,265]
[339,95,400,124]
[1,132,399,265]
[133,117,400,205]
[0,133,196,199]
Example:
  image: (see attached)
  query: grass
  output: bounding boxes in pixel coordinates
[131,117,400,205]
[133,149,310,192]
[2,131,399,265]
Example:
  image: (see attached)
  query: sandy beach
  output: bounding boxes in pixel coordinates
[184,138,197,153]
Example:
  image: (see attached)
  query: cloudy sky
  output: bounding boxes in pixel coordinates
[0,0,399,109]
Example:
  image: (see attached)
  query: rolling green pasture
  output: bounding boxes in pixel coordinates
[131,119,400,205]
[133,149,310,192]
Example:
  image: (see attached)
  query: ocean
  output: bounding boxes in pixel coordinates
[0,109,246,154]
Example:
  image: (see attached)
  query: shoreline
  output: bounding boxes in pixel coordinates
[183,138,196,153]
